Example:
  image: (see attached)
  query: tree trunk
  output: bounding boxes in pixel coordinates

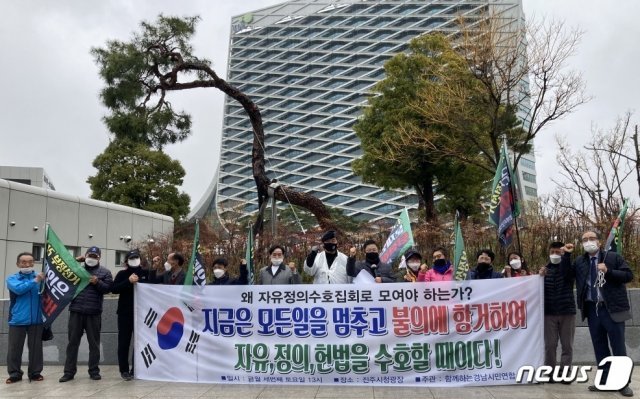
[419,175,437,223]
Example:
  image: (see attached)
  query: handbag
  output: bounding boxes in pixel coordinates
[42,326,54,341]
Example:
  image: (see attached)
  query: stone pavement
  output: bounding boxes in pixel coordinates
[0,366,637,398]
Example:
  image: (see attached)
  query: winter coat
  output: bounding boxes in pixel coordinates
[543,258,576,315]
[6,271,43,326]
[571,251,633,321]
[68,263,113,315]
[112,267,150,315]
[209,263,249,285]
[304,250,349,284]
[346,258,394,283]
[466,266,503,280]
[258,264,301,285]
[418,267,454,282]
[150,268,186,285]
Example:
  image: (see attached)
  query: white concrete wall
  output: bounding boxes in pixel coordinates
[0,178,173,299]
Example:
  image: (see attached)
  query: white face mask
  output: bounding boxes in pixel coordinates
[549,254,562,264]
[20,267,34,274]
[509,259,522,270]
[583,242,599,254]
[213,269,225,279]
[164,262,172,271]
[407,262,421,271]
[85,258,99,267]
[128,258,141,267]
[271,258,283,266]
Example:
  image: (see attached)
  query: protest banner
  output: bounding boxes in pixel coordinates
[135,277,543,386]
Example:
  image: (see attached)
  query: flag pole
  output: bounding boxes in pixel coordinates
[503,140,523,254]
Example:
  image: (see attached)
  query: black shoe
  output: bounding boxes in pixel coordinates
[59,374,74,383]
[89,374,101,380]
[620,386,634,397]
[5,376,22,384]
[588,385,598,392]
[120,372,133,381]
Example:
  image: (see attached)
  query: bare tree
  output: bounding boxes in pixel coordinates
[552,114,638,226]
[411,11,589,172]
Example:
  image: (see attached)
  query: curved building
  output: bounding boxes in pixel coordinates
[190,0,537,225]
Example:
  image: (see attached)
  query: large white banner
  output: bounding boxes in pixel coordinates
[134,276,543,387]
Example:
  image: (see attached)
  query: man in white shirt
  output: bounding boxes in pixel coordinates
[304,230,350,284]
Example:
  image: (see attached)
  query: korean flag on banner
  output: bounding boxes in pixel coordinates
[135,284,204,381]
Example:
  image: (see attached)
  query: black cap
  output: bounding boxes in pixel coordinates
[321,230,336,242]
[126,249,140,260]
[404,249,422,261]
[86,246,101,256]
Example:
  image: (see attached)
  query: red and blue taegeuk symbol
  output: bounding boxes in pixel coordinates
[156,307,184,350]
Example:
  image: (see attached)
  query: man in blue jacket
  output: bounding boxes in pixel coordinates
[59,246,113,382]
[6,252,45,384]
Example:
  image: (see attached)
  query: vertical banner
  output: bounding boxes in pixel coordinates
[488,146,520,247]
[185,220,206,286]
[453,212,470,281]
[41,225,91,327]
[379,209,414,264]
[135,277,543,386]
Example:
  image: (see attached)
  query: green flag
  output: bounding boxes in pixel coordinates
[245,225,254,285]
[185,220,206,286]
[605,198,630,253]
[453,212,470,281]
[41,224,91,327]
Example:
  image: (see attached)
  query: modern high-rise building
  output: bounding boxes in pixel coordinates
[190,0,538,225]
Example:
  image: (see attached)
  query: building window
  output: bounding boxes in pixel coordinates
[520,158,536,170]
[524,186,538,197]
[522,172,536,183]
[115,251,129,267]
[32,244,45,262]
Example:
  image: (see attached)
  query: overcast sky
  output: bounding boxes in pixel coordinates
[1,0,638,210]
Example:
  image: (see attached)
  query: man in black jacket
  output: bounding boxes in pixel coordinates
[59,247,113,382]
[347,240,394,283]
[566,231,634,397]
[539,242,575,382]
[209,258,249,285]
[112,249,149,381]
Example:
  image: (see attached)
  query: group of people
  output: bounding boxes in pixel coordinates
[5,229,634,396]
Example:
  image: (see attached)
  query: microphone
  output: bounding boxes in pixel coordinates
[370,264,379,278]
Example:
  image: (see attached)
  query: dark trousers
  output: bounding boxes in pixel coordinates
[544,314,576,367]
[586,302,627,383]
[117,312,134,373]
[63,312,102,376]
[7,324,43,379]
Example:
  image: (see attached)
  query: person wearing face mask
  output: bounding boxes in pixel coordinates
[209,258,249,285]
[418,247,453,282]
[149,252,186,285]
[538,241,575,383]
[6,252,45,384]
[59,246,113,383]
[304,230,350,284]
[258,245,301,285]
[503,252,530,277]
[346,240,394,283]
[466,249,502,280]
[112,249,150,381]
[566,231,634,396]
[400,250,424,282]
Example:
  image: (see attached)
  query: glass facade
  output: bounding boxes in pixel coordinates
[191,0,535,223]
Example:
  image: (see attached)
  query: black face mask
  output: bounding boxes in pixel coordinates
[433,259,447,268]
[323,243,337,253]
[477,262,491,273]
[365,252,380,265]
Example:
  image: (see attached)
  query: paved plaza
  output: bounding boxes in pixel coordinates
[0,366,637,398]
